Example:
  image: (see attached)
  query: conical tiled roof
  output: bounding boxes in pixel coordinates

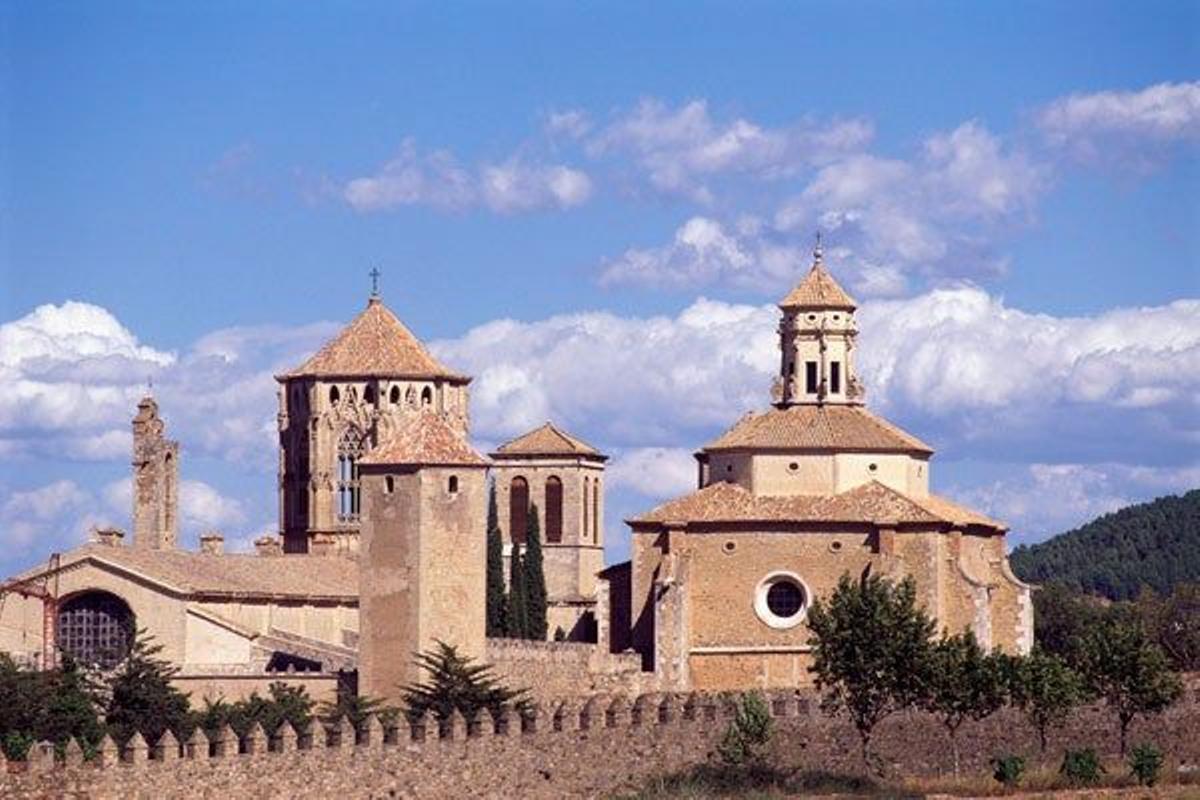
[491,422,604,458]
[779,259,856,310]
[281,297,467,381]
[361,411,488,467]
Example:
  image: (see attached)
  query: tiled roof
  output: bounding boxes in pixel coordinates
[36,544,359,601]
[281,297,467,381]
[361,410,488,467]
[779,262,857,310]
[703,404,933,454]
[629,480,1003,530]
[492,422,603,458]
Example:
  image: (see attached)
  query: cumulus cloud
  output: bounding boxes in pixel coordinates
[607,447,697,499]
[1037,80,1200,165]
[101,477,247,534]
[0,480,93,548]
[586,98,873,203]
[343,138,591,214]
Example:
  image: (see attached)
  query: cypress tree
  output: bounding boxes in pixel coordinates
[507,542,527,639]
[485,484,507,638]
[524,503,548,640]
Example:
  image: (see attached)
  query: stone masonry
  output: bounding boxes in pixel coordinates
[131,395,178,550]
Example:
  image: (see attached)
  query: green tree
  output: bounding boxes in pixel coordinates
[0,654,104,756]
[1137,584,1200,672]
[924,631,1009,776]
[1008,649,1086,754]
[806,571,936,771]
[507,542,528,638]
[105,631,191,745]
[1031,584,1106,663]
[716,691,773,767]
[400,640,528,723]
[523,503,548,640]
[1078,614,1183,755]
[485,483,508,638]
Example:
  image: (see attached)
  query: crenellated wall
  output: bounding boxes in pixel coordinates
[4,684,1198,799]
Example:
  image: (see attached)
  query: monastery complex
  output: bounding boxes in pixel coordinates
[0,249,1033,704]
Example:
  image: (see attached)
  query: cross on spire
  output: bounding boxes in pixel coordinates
[369,267,381,297]
[813,231,823,264]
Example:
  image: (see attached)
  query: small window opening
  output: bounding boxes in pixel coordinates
[868,463,878,472]
[726,464,733,473]
[807,313,816,322]
[788,462,799,472]
[829,540,843,553]
[722,541,736,554]
[448,475,458,494]
[364,386,375,404]
[421,387,433,407]
[389,385,400,404]
[805,362,819,394]
[329,385,340,405]
[385,476,395,494]
[830,362,841,394]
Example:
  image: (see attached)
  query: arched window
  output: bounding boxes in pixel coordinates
[389,385,401,404]
[57,591,134,668]
[364,385,375,404]
[509,477,528,544]
[448,475,459,494]
[545,476,563,543]
[592,478,600,542]
[336,427,367,523]
[329,385,340,405]
[420,386,433,407]
[582,477,591,541]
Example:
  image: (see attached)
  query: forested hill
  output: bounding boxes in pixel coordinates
[1009,489,1200,601]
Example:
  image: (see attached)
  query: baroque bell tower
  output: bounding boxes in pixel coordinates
[775,240,864,406]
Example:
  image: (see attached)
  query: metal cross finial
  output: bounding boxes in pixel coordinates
[813,231,824,263]
[369,267,381,297]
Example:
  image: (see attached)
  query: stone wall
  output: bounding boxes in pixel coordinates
[485,638,647,702]
[5,683,1198,799]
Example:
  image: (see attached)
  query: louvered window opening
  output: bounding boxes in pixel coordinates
[510,477,528,544]
[545,477,563,543]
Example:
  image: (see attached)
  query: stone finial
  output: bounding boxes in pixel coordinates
[606,697,632,728]
[28,740,55,772]
[253,535,283,557]
[126,731,150,765]
[446,710,468,740]
[276,721,298,753]
[199,532,225,556]
[157,729,180,762]
[186,727,208,759]
[306,720,328,750]
[95,733,119,767]
[91,526,126,547]
[63,737,85,766]
[245,721,268,755]
[364,714,385,749]
[334,716,355,748]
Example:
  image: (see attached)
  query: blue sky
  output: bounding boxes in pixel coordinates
[1,2,1197,574]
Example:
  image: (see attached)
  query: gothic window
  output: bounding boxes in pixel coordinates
[329,385,340,405]
[545,476,563,543]
[421,386,433,407]
[448,475,459,494]
[805,362,818,394]
[336,427,367,523]
[389,385,401,404]
[57,591,134,669]
[509,477,528,544]
[830,362,841,394]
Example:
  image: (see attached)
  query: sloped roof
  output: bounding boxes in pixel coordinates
[361,410,488,467]
[491,422,604,458]
[281,297,467,381]
[629,480,1003,530]
[703,404,933,454]
[779,262,856,310]
[20,544,359,601]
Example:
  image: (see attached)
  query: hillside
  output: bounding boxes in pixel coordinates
[1009,488,1200,601]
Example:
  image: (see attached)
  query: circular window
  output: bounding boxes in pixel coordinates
[829,540,843,553]
[753,572,809,629]
[722,541,737,555]
[807,314,816,321]
[788,462,799,472]
[868,463,878,472]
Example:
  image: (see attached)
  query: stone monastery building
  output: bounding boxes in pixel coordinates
[0,249,1032,703]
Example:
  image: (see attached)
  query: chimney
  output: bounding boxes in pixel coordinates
[92,526,126,547]
[199,532,225,556]
[254,535,283,557]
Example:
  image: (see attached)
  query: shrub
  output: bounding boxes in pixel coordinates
[716,692,773,766]
[1059,748,1104,785]
[2,731,35,761]
[1129,742,1164,787]
[990,754,1025,787]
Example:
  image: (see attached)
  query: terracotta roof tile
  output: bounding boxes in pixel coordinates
[361,410,488,467]
[630,480,1003,530]
[704,404,933,454]
[492,422,603,457]
[282,297,466,381]
[779,262,856,310]
[42,545,359,600]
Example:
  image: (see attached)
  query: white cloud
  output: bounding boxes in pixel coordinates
[587,98,873,202]
[0,480,94,548]
[545,109,592,139]
[102,477,246,536]
[1038,81,1200,163]
[607,447,697,499]
[343,138,591,214]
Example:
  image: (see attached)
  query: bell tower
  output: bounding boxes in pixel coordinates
[775,241,863,406]
[131,395,179,550]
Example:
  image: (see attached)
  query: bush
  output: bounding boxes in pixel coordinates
[1129,742,1164,787]
[716,692,773,766]
[990,754,1025,787]
[2,731,35,761]
[1059,748,1104,785]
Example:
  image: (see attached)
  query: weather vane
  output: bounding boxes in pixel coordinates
[369,267,381,297]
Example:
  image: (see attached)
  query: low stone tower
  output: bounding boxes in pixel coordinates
[131,395,179,550]
[490,422,607,641]
[357,411,490,703]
